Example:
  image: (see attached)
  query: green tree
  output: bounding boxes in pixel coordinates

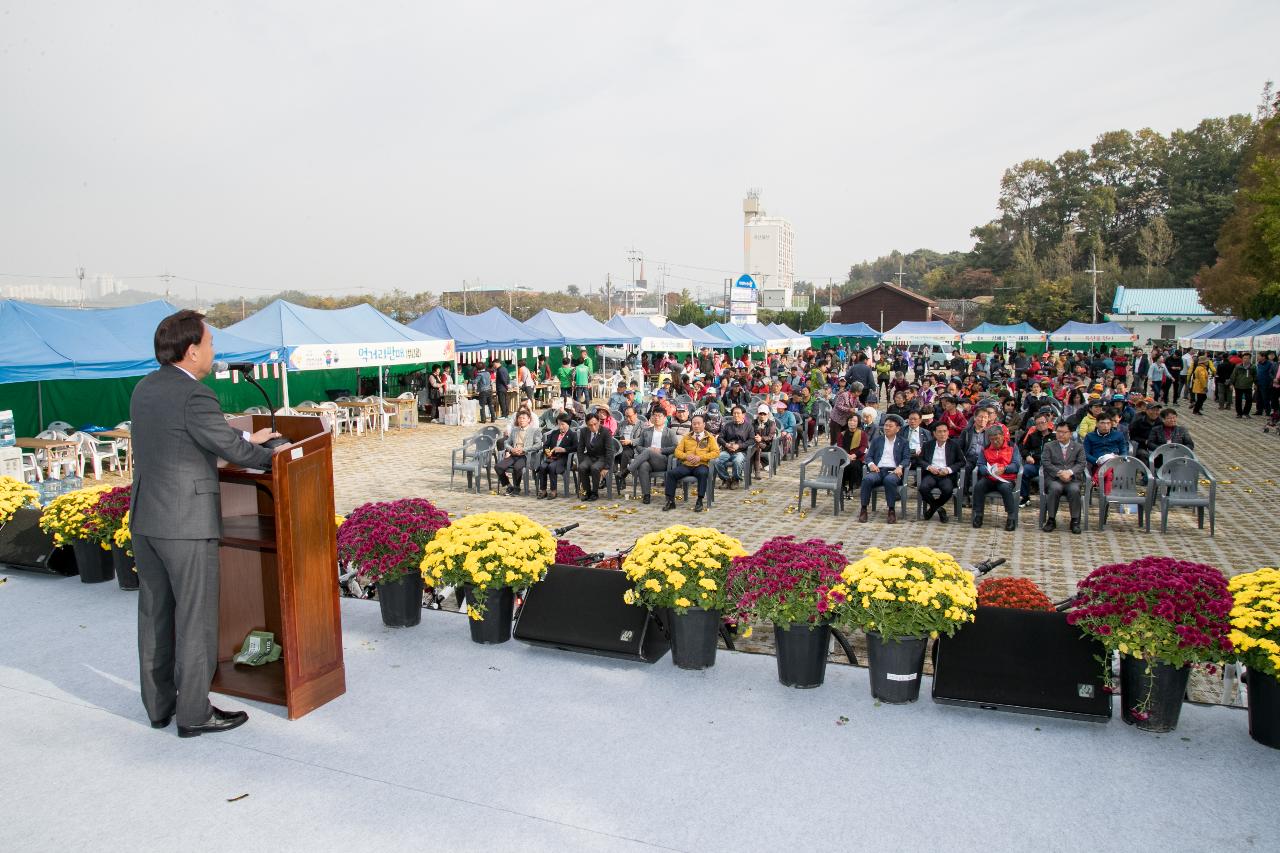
[669,299,710,327]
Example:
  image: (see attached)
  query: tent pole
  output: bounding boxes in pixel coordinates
[378,366,385,439]
[280,362,291,409]
[38,381,44,430]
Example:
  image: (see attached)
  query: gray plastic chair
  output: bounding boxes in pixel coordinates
[915,466,963,522]
[450,434,495,493]
[1149,457,1215,535]
[811,400,832,437]
[1149,443,1197,477]
[1083,456,1150,532]
[796,446,850,516]
[967,464,1023,524]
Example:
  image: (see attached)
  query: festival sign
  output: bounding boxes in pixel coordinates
[287,339,454,371]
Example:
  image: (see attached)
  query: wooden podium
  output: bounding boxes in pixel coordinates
[213,414,346,720]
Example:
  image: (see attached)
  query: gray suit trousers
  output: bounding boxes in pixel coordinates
[628,448,669,497]
[135,534,220,727]
[1045,479,1082,521]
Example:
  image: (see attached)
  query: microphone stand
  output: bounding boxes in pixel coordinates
[239,369,277,433]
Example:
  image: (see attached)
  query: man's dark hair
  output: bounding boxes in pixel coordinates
[154,309,207,365]
[1161,408,1177,419]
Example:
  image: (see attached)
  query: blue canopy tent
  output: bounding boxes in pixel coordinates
[961,321,1048,353]
[523,310,631,347]
[1197,318,1254,352]
[226,300,454,420]
[1246,316,1280,352]
[769,323,810,350]
[741,323,791,350]
[1178,321,1225,348]
[704,322,766,348]
[668,322,731,349]
[881,320,962,345]
[409,306,552,352]
[0,299,279,435]
[807,321,881,341]
[1222,316,1280,352]
[605,315,693,353]
[1048,321,1138,348]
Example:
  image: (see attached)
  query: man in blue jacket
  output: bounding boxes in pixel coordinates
[859,414,910,524]
[1082,413,1128,471]
[1256,353,1277,417]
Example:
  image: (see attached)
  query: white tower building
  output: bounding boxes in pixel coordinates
[743,190,795,309]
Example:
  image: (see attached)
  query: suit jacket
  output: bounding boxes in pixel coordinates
[1145,424,1194,452]
[634,424,678,456]
[918,438,965,482]
[504,423,543,457]
[864,433,910,472]
[129,364,274,540]
[1041,439,1086,482]
[577,427,610,461]
[543,427,577,459]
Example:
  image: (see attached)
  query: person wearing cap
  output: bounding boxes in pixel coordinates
[751,403,778,475]
[1074,398,1105,440]
[669,403,692,435]
[608,382,630,413]
[859,413,908,524]
[702,399,724,436]
[648,388,674,420]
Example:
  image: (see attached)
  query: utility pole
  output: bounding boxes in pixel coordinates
[1085,253,1103,324]
[894,257,906,289]
[160,270,173,301]
[605,273,613,317]
[241,296,246,320]
[828,277,833,314]
[76,266,85,307]
[507,282,514,315]
[462,279,467,314]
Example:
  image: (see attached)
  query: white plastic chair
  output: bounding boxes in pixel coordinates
[364,396,393,431]
[74,431,120,480]
[319,401,354,435]
[46,420,74,434]
[21,452,42,483]
[112,421,132,471]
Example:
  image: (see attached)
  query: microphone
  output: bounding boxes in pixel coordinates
[214,360,276,433]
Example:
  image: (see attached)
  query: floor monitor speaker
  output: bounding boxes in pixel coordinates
[514,563,670,663]
[0,506,75,575]
[932,606,1112,722]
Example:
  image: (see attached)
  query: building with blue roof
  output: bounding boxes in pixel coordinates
[1106,287,1229,345]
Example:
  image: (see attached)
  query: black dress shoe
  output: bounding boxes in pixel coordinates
[642,494,651,505]
[662,500,676,511]
[1005,518,1017,532]
[1042,518,1056,532]
[177,707,248,738]
[1070,519,1082,535]
[972,516,984,529]
[693,500,705,512]
[150,715,173,729]
[937,508,948,524]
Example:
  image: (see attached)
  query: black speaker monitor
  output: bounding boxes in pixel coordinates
[0,506,76,575]
[514,563,670,663]
[932,606,1112,722]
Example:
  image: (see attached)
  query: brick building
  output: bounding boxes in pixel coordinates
[835,282,937,333]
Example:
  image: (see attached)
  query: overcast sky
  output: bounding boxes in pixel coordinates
[1,1,1276,302]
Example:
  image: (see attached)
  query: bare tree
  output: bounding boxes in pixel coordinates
[1135,216,1176,282]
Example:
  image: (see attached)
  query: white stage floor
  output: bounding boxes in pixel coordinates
[2,569,1276,853]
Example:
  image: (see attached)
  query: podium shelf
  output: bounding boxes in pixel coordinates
[213,659,287,705]
[221,515,277,550]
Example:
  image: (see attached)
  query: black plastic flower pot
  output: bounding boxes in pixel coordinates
[377,572,424,628]
[773,622,831,688]
[1120,655,1190,732]
[669,607,721,670]
[865,632,928,704]
[111,546,138,590]
[465,584,515,644]
[1247,668,1280,750]
[70,539,114,584]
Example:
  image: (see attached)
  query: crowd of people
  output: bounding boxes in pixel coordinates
[467,338,1264,532]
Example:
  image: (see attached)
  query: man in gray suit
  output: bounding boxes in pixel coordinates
[131,310,282,737]
[628,409,677,505]
[1040,421,1085,534]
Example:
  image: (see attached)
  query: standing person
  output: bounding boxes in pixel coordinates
[474,362,495,423]
[1215,353,1234,409]
[1231,354,1256,418]
[1147,355,1170,405]
[1131,349,1150,395]
[493,358,511,419]
[130,310,283,737]
[517,360,536,405]
[426,365,445,421]
[1256,352,1277,417]
[1041,422,1085,534]
[1190,356,1211,415]
[555,356,573,402]
[1166,351,1184,406]
[572,355,592,407]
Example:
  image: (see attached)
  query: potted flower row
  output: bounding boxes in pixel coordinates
[38,485,119,585]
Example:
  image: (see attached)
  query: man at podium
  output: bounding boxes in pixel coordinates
[130,310,283,738]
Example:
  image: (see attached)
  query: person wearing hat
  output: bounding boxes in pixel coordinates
[859,413,909,524]
[608,382,631,413]
[751,403,778,475]
[648,388,674,420]
[1073,397,1105,440]
[773,400,797,456]
[596,405,618,435]
[669,402,692,435]
[702,399,724,436]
